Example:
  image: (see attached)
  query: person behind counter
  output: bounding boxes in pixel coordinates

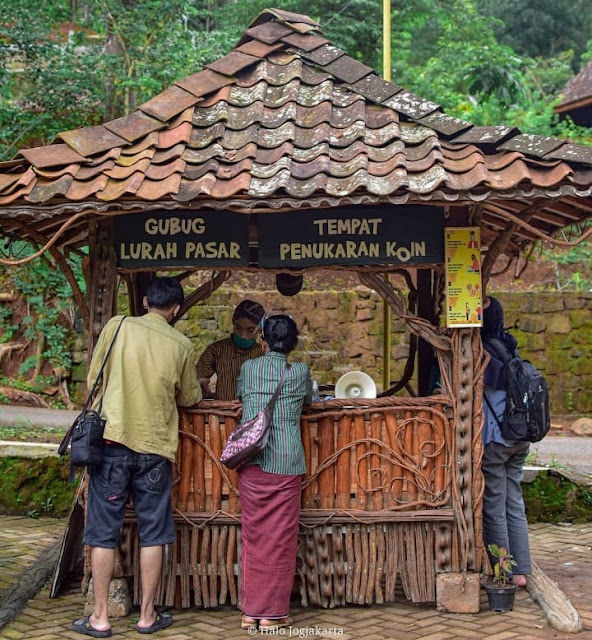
[481,295,531,588]
[72,277,201,638]
[236,315,312,631]
[196,299,265,401]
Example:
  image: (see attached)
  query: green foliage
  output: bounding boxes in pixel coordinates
[0,456,78,516]
[0,0,103,157]
[523,473,592,523]
[476,0,592,69]
[0,242,85,383]
[0,305,18,343]
[488,543,517,585]
[540,230,592,291]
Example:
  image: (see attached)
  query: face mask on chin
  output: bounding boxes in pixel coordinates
[231,333,256,349]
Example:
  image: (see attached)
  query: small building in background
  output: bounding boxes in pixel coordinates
[555,60,592,127]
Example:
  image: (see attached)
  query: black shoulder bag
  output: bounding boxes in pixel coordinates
[58,317,126,477]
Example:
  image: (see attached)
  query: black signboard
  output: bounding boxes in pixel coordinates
[114,210,249,268]
[257,205,444,268]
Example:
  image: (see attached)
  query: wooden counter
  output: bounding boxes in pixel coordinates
[114,395,481,610]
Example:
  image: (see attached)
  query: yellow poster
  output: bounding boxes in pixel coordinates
[445,227,483,328]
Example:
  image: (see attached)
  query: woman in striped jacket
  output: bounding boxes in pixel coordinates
[237,315,312,631]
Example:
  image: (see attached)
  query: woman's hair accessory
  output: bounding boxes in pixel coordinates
[273,318,289,338]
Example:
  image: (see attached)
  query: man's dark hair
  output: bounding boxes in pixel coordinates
[263,315,299,354]
[233,299,265,324]
[146,277,184,309]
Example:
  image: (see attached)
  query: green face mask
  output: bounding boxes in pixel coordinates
[231,333,256,349]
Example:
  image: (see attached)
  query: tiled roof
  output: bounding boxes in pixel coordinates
[1,7,591,259]
[555,60,592,112]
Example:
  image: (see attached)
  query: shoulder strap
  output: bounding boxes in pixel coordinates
[484,337,513,363]
[84,315,127,412]
[265,363,291,414]
[58,316,126,456]
[484,391,503,429]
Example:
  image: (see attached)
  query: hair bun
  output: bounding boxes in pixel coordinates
[274,319,289,338]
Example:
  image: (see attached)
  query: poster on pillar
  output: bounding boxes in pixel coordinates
[444,227,483,328]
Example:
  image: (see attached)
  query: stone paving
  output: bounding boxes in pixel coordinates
[1,516,592,640]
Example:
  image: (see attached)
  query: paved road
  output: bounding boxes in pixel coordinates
[531,434,592,474]
[0,405,78,430]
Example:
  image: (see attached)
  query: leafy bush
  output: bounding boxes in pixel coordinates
[0,241,86,392]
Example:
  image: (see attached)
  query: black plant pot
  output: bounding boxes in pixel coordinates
[485,583,517,612]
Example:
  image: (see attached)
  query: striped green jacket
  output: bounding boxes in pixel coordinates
[237,351,312,475]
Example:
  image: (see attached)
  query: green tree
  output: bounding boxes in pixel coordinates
[0,0,234,158]
[476,0,592,69]
[0,0,102,157]
[406,0,525,122]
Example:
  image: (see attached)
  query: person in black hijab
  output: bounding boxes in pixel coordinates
[482,295,517,389]
[481,296,531,588]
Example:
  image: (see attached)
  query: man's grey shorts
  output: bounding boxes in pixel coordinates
[84,443,175,549]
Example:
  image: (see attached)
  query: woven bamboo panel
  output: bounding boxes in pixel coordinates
[301,401,452,512]
[174,403,242,514]
[118,519,446,608]
[174,398,453,516]
[110,398,460,608]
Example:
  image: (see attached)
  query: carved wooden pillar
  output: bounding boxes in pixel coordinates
[417,268,436,396]
[124,272,153,317]
[87,219,118,356]
[449,328,480,573]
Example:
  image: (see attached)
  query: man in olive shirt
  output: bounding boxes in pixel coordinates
[72,277,201,638]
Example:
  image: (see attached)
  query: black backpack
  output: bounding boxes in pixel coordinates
[483,337,551,443]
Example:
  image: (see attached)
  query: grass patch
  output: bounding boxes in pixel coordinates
[0,456,79,516]
[524,473,592,523]
[0,423,67,443]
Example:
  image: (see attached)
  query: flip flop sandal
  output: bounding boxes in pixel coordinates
[259,617,293,630]
[241,614,259,629]
[136,612,174,635]
[72,616,112,638]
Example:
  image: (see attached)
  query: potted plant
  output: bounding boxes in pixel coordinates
[484,543,518,612]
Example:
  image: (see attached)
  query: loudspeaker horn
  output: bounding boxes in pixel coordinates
[334,371,377,399]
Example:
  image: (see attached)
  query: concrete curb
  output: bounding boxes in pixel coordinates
[0,440,60,458]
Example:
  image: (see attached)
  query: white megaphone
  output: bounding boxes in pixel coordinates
[334,371,377,399]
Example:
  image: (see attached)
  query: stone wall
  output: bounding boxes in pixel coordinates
[71,289,592,415]
[495,292,592,415]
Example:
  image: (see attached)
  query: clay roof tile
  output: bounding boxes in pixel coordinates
[175,69,234,99]
[244,21,294,44]
[66,174,109,201]
[96,171,145,200]
[57,125,128,157]
[135,173,182,200]
[28,175,73,203]
[545,143,592,166]
[206,52,260,77]
[138,85,201,122]
[104,111,164,143]
[18,144,87,169]
[281,32,328,52]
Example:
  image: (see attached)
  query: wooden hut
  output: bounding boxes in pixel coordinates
[1,8,592,613]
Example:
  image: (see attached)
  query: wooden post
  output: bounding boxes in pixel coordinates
[87,219,118,357]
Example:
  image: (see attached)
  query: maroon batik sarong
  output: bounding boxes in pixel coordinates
[238,465,302,618]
